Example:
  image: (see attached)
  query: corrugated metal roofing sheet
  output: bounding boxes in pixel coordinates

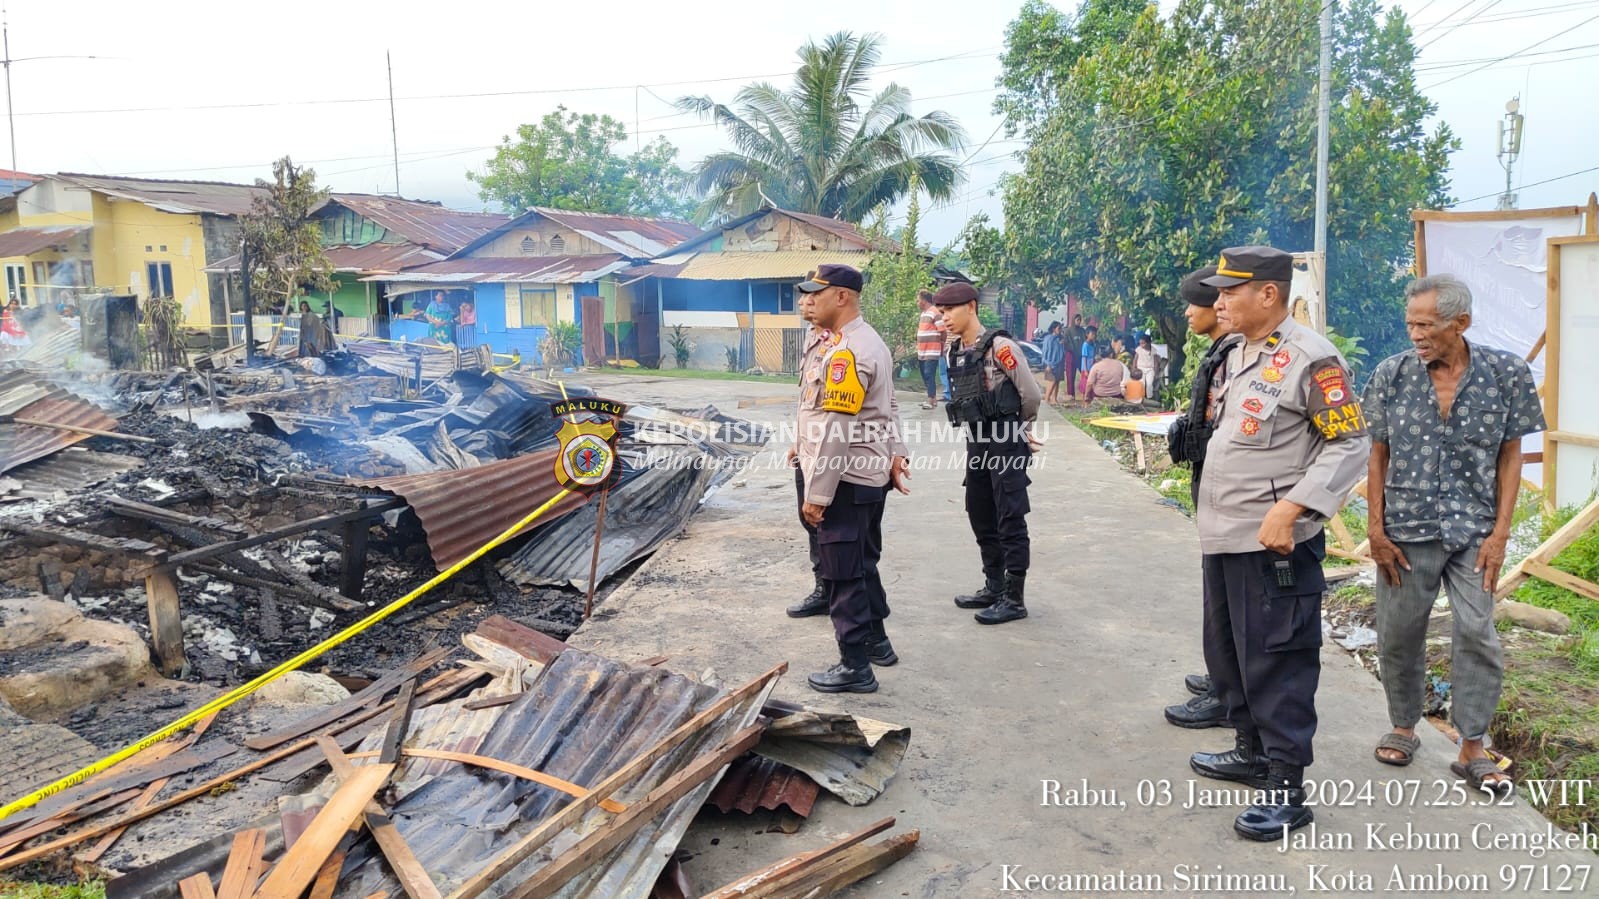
[367,254,629,285]
[53,174,268,217]
[669,205,894,255]
[706,755,819,817]
[205,243,445,275]
[455,208,701,260]
[0,225,90,257]
[0,370,121,475]
[330,195,509,255]
[352,450,593,571]
[3,448,143,499]
[641,250,869,282]
[334,648,775,899]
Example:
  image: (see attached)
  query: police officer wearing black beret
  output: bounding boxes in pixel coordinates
[932,282,1042,625]
[1164,266,1240,730]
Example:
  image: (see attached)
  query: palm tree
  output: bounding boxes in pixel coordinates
[677,32,967,224]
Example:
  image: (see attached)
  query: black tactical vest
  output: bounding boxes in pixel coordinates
[946,329,1023,430]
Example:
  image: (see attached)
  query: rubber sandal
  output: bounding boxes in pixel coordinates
[1450,757,1513,796]
[1374,732,1421,767]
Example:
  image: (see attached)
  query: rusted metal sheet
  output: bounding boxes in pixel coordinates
[706,755,819,817]
[0,371,121,475]
[352,451,592,571]
[331,195,509,255]
[366,255,629,286]
[54,173,268,217]
[0,225,90,257]
[206,243,444,275]
[4,448,143,499]
[645,250,867,282]
[332,648,775,899]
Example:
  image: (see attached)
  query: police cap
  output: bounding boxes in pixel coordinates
[1200,246,1294,288]
[797,263,864,293]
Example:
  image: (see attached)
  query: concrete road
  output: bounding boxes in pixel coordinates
[569,372,1595,898]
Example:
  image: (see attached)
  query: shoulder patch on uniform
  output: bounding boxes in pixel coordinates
[996,344,1018,371]
[820,348,866,415]
[1309,361,1368,440]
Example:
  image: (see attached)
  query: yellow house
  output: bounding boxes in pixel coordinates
[4,174,265,337]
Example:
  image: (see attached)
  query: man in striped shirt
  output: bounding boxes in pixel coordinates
[916,289,946,409]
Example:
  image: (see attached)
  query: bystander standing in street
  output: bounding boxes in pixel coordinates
[1077,324,1099,399]
[915,289,944,409]
[1364,274,1544,795]
[1041,321,1066,406]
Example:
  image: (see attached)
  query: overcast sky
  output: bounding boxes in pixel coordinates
[6,0,1595,247]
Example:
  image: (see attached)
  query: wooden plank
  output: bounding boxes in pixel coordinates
[144,569,187,677]
[216,828,266,899]
[1414,217,1427,276]
[79,714,221,863]
[315,738,443,899]
[1411,205,1582,223]
[472,615,568,665]
[461,693,521,712]
[1546,237,1564,517]
[106,496,248,536]
[700,818,896,899]
[11,417,158,443]
[447,663,786,899]
[505,726,764,899]
[306,850,345,899]
[245,649,448,751]
[252,764,393,899]
[1523,560,1599,603]
[163,499,404,569]
[0,788,143,859]
[339,519,370,602]
[758,830,920,899]
[379,681,418,766]
[178,873,218,899]
[258,668,487,785]
[342,749,628,814]
[1547,429,1599,450]
[0,735,340,874]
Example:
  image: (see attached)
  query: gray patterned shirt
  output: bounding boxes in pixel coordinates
[1363,340,1545,552]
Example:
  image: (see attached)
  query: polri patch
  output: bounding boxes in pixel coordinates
[996,345,1018,371]
[1240,417,1261,437]
[1262,367,1284,383]
[1272,350,1292,369]
[819,348,866,415]
[1242,397,1265,414]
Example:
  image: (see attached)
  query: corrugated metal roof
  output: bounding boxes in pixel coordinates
[3,448,143,499]
[333,648,775,899]
[706,755,819,817]
[329,195,509,255]
[53,174,268,217]
[640,250,868,282]
[0,225,90,257]
[352,450,593,571]
[0,371,121,475]
[365,254,629,285]
[206,243,445,275]
[454,208,701,260]
[14,325,84,370]
[668,205,893,255]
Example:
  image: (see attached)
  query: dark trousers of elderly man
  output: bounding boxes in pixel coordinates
[1363,320,1545,793]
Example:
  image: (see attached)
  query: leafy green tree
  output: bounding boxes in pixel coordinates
[469,106,694,219]
[861,175,940,365]
[241,156,334,318]
[993,0,1148,138]
[974,0,1456,373]
[677,32,967,224]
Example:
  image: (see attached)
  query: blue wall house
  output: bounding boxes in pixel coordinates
[625,206,885,371]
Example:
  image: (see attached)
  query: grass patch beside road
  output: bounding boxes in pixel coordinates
[0,881,105,899]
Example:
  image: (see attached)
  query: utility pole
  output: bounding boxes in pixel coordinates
[387,50,400,196]
[1309,0,1334,334]
[1496,97,1524,211]
[241,241,255,367]
[4,8,16,174]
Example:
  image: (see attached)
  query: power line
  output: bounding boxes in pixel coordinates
[1417,0,1505,51]
[1448,164,1599,206]
[10,47,1001,119]
[1412,0,1599,30]
[1421,10,1599,88]
[1415,40,1599,70]
[1412,0,1484,41]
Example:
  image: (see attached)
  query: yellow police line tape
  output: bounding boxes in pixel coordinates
[0,484,577,822]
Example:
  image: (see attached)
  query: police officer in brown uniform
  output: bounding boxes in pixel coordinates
[932,282,1042,624]
[1190,246,1370,840]
[792,264,910,693]
[787,288,831,618]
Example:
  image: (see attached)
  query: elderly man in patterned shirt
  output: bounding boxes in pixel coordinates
[1364,274,1545,795]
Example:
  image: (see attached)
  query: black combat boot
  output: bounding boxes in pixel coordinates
[1184,673,1211,695]
[863,620,898,666]
[953,570,1004,609]
[1190,732,1269,787]
[1234,762,1313,841]
[975,570,1028,625]
[786,574,828,618]
[1164,690,1229,728]
[807,642,878,693]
